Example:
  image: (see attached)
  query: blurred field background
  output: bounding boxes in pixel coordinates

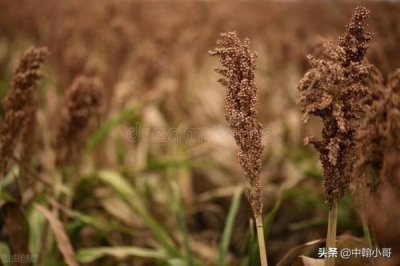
[0,1,399,265]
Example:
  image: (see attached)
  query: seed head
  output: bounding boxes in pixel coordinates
[209,32,264,215]
[339,7,373,66]
[0,47,48,176]
[56,76,104,166]
[298,7,372,207]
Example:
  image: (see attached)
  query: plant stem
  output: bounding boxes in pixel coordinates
[354,179,373,248]
[255,214,268,266]
[360,209,373,247]
[325,203,337,266]
[358,198,373,247]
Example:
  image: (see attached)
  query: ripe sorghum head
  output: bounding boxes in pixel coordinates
[298,7,373,207]
[209,32,264,215]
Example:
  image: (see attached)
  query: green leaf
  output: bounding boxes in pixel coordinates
[28,205,46,255]
[264,188,284,240]
[242,219,259,266]
[98,170,138,202]
[0,190,16,202]
[145,159,208,171]
[77,246,167,263]
[97,170,180,258]
[86,107,138,152]
[172,186,193,266]
[66,209,116,233]
[218,186,242,266]
[0,171,16,186]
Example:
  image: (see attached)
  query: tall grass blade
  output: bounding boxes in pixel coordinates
[263,189,284,240]
[86,107,138,152]
[97,170,180,258]
[172,185,194,266]
[218,186,242,266]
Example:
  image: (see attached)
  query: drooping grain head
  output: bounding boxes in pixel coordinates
[0,47,48,177]
[297,7,372,208]
[209,32,264,216]
[56,76,104,166]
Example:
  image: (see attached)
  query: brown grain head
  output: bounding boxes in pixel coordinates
[0,47,48,177]
[209,31,264,215]
[297,6,373,208]
[56,76,105,166]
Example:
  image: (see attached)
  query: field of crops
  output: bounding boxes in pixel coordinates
[0,1,399,265]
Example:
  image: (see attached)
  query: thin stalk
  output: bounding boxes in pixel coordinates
[325,203,337,266]
[359,208,373,248]
[255,214,268,266]
[358,199,373,247]
[354,179,373,248]
[36,222,50,266]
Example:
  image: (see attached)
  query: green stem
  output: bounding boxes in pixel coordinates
[354,180,373,248]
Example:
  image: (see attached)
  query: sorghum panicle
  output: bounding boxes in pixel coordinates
[298,7,372,207]
[0,47,48,176]
[209,32,264,215]
[56,76,104,166]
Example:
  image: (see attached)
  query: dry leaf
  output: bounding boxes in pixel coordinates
[301,256,324,266]
[35,204,78,266]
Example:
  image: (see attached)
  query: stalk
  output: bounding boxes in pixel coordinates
[359,207,373,248]
[325,203,337,266]
[255,215,268,266]
[354,180,373,247]
[209,32,268,266]
[297,7,373,266]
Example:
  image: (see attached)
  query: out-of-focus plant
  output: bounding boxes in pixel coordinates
[0,47,48,263]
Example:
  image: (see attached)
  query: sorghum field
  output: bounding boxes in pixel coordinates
[0,1,399,266]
